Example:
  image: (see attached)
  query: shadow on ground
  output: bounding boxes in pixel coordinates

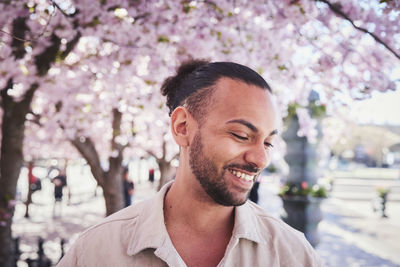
[317,232,399,267]
[317,200,400,267]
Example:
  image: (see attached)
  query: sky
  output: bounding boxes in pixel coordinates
[350,89,400,125]
[349,68,400,126]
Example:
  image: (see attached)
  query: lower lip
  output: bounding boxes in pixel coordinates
[228,171,254,189]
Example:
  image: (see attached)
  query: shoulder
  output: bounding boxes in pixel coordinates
[246,202,323,265]
[247,201,303,239]
[58,199,152,266]
[80,198,150,238]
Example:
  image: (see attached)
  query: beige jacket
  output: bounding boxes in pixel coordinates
[57,182,323,266]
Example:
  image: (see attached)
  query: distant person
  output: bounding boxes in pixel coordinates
[52,169,67,217]
[148,168,155,183]
[58,60,322,266]
[122,167,134,207]
[249,180,260,203]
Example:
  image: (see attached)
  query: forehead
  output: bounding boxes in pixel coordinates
[206,78,278,133]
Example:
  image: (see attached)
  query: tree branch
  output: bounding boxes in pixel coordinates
[34,33,61,76]
[316,0,400,60]
[10,17,28,59]
[50,0,77,18]
[54,101,105,186]
[0,79,14,106]
[71,136,106,186]
[111,108,124,153]
[1,3,56,45]
[26,111,42,126]
[107,108,125,180]
[20,83,39,113]
[60,31,81,59]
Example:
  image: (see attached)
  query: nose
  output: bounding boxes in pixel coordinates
[243,143,270,170]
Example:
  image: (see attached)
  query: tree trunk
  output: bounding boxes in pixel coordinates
[157,159,174,190]
[0,82,36,267]
[103,163,124,216]
[70,137,124,216]
[70,109,125,216]
[0,15,79,266]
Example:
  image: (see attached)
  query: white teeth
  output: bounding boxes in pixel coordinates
[229,169,254,181]
[245,174,253,181]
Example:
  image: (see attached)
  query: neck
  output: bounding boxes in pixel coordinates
[164,173,235,235]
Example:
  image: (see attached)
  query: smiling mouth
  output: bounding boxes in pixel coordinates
[228,169,255,182]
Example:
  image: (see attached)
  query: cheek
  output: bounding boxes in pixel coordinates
[205,138,245,163]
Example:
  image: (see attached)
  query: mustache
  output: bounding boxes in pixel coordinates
[224,163,261,174]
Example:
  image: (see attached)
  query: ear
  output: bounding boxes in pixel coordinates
[170,107,195,147]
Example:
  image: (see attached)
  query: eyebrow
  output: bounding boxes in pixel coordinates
[226,119,278,136]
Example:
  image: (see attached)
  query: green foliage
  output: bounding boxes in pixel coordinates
[85,16,101,27]
[279,181,327,198]
[278,65,288,71]
[157,35,170,43]
[376,186,390,198]
[287,103,300,119]
[183,2,196,13]
[310,184,327,198]
[309,101,326,117]
[284,100,326,121]
[266,164,277,173]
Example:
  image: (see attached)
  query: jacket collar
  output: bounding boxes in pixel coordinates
[234,202,269,245]
[127,181,268,257]
[127,181,172,256]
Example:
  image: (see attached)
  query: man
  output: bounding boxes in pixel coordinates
[58,60,323,266]
[122,167,134,207]
[53,169,67,217]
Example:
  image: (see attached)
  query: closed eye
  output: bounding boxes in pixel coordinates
[231,133,248,141]
[264,142,274,148]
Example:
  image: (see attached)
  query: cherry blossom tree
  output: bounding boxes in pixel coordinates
[1,1,399,265]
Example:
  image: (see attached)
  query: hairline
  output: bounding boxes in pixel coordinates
[184,76,269,126]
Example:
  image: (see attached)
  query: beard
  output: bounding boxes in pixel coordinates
[189,130,251,206]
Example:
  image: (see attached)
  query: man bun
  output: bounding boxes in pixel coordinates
[161,59,210,115]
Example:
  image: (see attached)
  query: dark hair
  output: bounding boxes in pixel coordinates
[161,59,272,122]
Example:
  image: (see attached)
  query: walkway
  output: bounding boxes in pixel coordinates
[11,178,400,266]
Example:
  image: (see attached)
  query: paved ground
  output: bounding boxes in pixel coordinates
[11,178,400,266]
[316,198,400,267]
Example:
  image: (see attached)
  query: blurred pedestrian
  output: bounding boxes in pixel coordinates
[52,169,67,217]
[249,180,260,203]
[148,168,155,184]
[122,167,134,207]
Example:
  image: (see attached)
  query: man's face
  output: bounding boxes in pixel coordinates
[188,78,278,206]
